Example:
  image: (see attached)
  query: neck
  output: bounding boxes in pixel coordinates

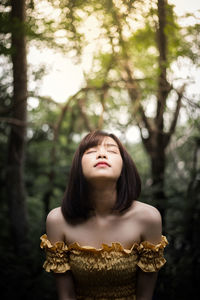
[88,181,117,217]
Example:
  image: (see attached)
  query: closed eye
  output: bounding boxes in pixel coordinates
[86,150,97,154]
[108,150,118,154]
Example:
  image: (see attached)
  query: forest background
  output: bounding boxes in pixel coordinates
[0,0,200,299]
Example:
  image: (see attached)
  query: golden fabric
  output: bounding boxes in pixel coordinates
[40,234,168,299]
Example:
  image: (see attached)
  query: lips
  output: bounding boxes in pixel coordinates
[94,161,111,167]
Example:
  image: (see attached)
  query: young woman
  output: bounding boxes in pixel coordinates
[40,130,168,300]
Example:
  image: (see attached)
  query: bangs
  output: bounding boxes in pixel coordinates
[79,131,111,155]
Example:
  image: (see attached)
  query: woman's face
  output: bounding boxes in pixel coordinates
[81,137,123,184]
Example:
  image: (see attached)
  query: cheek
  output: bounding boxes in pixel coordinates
[81,157,87,175]
[81,156,93,177]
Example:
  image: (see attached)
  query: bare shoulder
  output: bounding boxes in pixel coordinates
[132,201,162,243]
[46,206,64,224]
[46,207,66,243]
[133,200,161,223]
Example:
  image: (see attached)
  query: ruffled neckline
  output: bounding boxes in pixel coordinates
[40,234,168,254]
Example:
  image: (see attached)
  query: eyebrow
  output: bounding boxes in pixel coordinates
[86,143,119,150]
[105,143,119,148]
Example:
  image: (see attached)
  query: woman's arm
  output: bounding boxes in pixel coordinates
[136,270,158,300]
[136,204,162,300]
[46,208,77,300]
[55,273,76,300]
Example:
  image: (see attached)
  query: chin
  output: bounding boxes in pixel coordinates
[87,176,118,184]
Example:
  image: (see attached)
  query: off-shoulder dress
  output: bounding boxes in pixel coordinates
[40,234,168,300]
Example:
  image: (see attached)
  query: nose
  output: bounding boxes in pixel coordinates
[96,146,107,159]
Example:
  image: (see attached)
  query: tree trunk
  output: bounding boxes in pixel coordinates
[150,143,166,224]
[120,0,170,215]
[6,0,28,254]
[149,0,168,220]
[151,147,165,190]
[141,130,167,224]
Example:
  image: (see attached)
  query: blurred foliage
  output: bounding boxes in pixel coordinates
[0,0,200,299]
[1,98,199,299]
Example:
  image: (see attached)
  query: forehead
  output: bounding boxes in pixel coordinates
[100,137,118,147]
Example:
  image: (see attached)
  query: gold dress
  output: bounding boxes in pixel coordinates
[40,234,168,300]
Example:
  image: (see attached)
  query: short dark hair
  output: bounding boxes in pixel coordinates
[61,130,141,222]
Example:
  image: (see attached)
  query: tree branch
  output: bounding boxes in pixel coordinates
[139,106,153,134]
[77,98,93,132]
[156,0,170,129]
[0,117,27,126]
[168,84,185,136]
[182,95,200,109]
[98,88,107,130]
[28,93,63,108]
